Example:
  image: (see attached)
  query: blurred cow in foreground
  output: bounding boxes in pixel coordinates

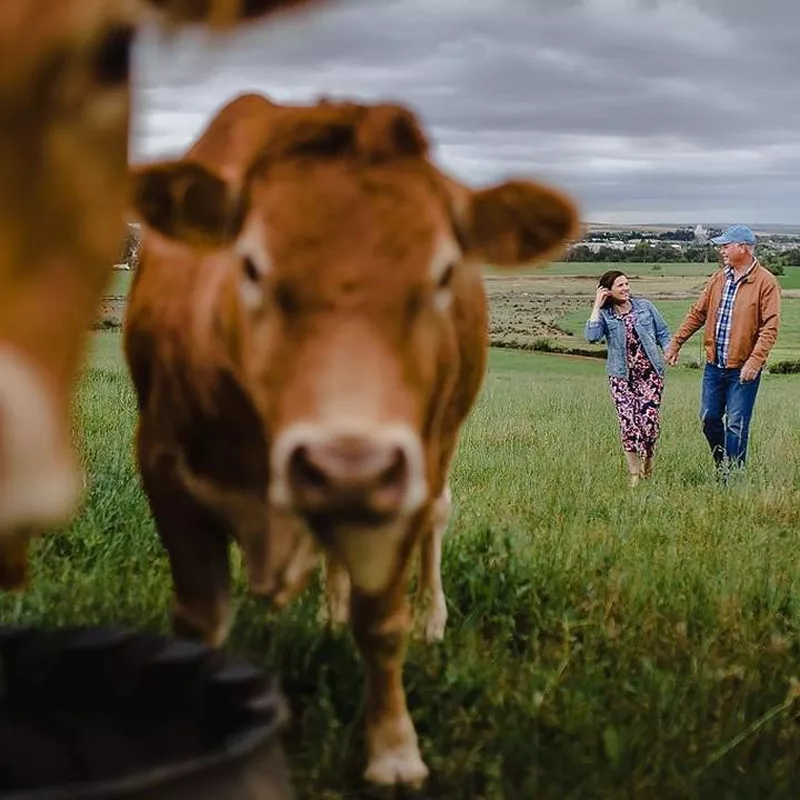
[0,0,329,589]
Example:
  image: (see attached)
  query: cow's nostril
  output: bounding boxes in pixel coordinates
[283,435,413,519]
[377,448,406,489]
[288,445,330,491]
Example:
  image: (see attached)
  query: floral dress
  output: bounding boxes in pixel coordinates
[608,309,664,458]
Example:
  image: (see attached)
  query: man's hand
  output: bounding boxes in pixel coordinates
[740,361,760,382]
[664,340,680,365]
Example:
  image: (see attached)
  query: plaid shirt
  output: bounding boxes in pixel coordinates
[714,258,757,367]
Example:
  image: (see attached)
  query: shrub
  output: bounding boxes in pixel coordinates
[769,359,800,375]
[532,338,557,353]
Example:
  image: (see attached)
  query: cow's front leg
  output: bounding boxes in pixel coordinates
[139,460,232,648]
[167,520,232,649]
[0,535,30,591]
[414,485,451,642]
[351,579,428,788]
[244,507,320,609]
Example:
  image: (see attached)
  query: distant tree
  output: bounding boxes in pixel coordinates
[657,227,694,241]
[684,243,717,265]
[757,246,784,275]
[781,248,800,267]
[565,244,594,262]
[627,241,653,262]
[605,248,625,262]
[763,258,784,276]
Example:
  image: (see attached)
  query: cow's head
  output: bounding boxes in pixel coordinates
[131,98,580,594]
[0,0,326,586]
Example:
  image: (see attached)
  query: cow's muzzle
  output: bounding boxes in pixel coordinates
[0,345,82,586]
[270,423,427,524]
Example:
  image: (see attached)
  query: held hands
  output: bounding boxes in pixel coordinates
[664,340,680,366]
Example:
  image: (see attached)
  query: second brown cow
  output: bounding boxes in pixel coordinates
[125,92,579,787]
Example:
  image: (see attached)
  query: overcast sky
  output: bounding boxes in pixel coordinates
[131,0,799,227]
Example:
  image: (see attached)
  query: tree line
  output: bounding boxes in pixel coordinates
[118,222,800,277]
[565,241,800,275]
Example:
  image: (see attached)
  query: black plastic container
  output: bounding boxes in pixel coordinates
[0,626,294,799]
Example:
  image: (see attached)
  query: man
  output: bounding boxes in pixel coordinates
[665,224,780,473]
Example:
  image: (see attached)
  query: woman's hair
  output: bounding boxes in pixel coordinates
[598,269,628,308]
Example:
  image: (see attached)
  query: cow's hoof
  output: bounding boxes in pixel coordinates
[414,596,447,643]
[364,745,429,787]
[421,605,447,643]
[316,601,349,629]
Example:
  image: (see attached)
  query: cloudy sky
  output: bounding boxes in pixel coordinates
[131,0,799,227]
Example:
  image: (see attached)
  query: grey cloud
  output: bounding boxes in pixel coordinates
[131,0,800,225]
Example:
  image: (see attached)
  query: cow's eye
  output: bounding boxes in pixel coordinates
[91,25,135,86]
[434,261,456,311]
[243,256,260,284]
[437,262,455,290]
[240,256,263,309]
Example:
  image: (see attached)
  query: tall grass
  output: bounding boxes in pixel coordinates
[4,335,800,798]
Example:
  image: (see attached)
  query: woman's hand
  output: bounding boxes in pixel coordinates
[593,287,610,310]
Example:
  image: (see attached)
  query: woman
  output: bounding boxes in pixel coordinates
[585,270,671,486]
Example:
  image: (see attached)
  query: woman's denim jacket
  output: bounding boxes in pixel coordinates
[584,297,671,378]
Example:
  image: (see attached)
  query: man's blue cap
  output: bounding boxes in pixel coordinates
[710,224,756,245]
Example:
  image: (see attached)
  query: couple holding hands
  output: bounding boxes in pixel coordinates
[585,225,781,486]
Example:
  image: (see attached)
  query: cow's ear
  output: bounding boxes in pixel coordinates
[129,161,246,250]
[454,179,580,268]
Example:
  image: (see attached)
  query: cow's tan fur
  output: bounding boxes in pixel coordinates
[125,91,580,786]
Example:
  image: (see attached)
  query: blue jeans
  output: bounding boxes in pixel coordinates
[701,363,761,467]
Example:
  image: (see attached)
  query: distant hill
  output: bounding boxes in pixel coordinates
[585,222,800,236]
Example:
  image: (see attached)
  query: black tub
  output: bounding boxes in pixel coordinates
[0,626,294,799]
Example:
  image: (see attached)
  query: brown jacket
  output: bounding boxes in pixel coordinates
[673,261,781,370]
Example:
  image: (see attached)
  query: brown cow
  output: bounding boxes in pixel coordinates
[0,0,328,589]
[125,92,580,786]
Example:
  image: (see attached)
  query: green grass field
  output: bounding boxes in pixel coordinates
[107,269,133,296]
[558,298,800,364]
[529,261,717,278]
[537,261,800,363]
[485,260,716,281]
[489,260,800,292]
[519,261,800,285]
[5,332,800,798]
[778,268,800,290]
[107,262,800,295]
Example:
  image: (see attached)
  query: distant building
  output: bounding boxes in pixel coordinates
[583,240,629,252]
[694,224,708,243]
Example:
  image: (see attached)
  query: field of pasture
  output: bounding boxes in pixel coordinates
[105,262,800,362]
[488,261,800,364]
[4,329,800,798]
